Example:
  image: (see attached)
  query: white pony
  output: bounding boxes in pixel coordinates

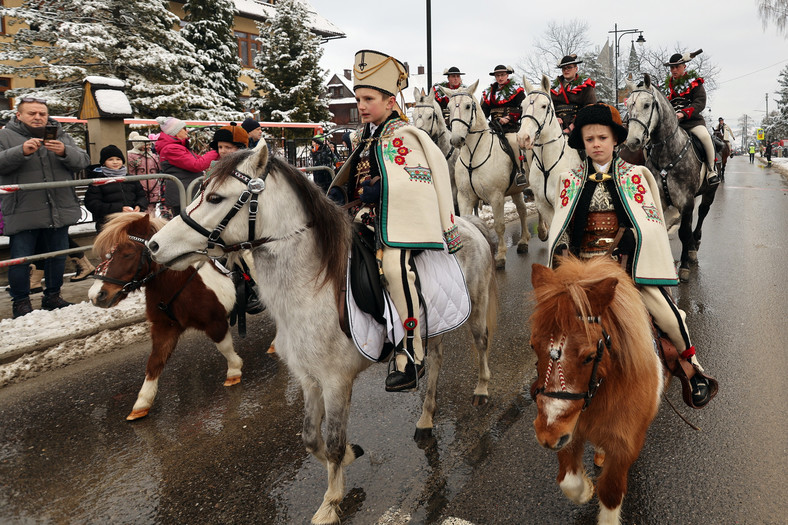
[516,75,581,241]
[440,80,531,269]
[146,143,499,525]
[411,87,460,213]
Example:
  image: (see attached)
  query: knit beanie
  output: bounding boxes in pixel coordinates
[241,117,261,133]
[156,116,187,136]
[128,131,148,153]
[100,144,125,166]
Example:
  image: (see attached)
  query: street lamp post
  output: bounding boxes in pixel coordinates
[608,23,645,111]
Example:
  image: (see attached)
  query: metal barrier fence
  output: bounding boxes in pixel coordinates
[0,174,184,268]
[1,166,336,269]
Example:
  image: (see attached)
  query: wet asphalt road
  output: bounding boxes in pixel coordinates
[1,156,787,524]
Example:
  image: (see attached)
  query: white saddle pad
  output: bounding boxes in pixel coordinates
[347,246,471,361]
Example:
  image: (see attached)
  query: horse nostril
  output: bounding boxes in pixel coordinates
[147,240,158,253]
[554,434,570,450]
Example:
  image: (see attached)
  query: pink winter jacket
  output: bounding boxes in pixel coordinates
[156,133,219,209]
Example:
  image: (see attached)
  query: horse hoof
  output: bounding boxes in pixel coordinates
[688,250,698,263]
[516,243,529,254]
[126,408,150,421]
[471,394,489,406]
[594,450,606,467]
[351,443,365,459]
[224,375,241,387]
[679,268,690,282]
[414,427,433,441]
[495,258,506,270]
[267,343,276,354]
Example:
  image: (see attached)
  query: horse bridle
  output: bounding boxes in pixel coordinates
[413,103,455,160]
[521,90,561,147]
[93,234,165,302]
[532,316,611,410]
[177,165,313,256]
[449,92,480,133]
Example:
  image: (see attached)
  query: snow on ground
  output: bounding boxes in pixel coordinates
[0,291,148,388]
[0,199,533,387]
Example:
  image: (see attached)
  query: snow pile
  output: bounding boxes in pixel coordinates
[1,291,146,355]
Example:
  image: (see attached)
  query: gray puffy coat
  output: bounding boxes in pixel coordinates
[0,117,90,235]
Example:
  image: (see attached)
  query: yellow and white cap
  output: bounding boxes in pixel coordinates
[353,49,409,97]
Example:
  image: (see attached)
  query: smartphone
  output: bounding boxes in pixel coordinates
[43,124,58,141]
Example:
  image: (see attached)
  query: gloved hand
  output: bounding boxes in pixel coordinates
[360,178,380,204]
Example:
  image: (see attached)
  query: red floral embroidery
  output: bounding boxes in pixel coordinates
[631,174,641,184]
[634,193,644,203]
[564,179,570,188]
[395,156,405,165]
[397,147,409,155]
[562,197,569,206]
[392,138,403,147]
[637,184,646,194]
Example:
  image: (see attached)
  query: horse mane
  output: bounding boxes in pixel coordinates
[209,151,351,294]
[531,256,654,376]
[93,212,166,257]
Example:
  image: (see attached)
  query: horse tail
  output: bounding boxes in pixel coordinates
[463,214,499,339]
[463,214,497,257]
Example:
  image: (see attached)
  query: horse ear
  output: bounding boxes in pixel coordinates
[587,277,619,312]
[644,73,651,89]
[250,134,269,171]
[413,86,422,101]
[540,74,551,92]
[531,264,555,290]
[467,79,479,95]
[626,78,637,92]
[523,75,534,93]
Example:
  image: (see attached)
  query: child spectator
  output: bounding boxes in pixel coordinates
[85,145,148,232]
[127,131,161,215]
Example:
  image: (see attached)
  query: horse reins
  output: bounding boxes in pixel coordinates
[94,235,166,302]
[450,92,498,200]
[532,316,610,410]
[177,166,313,255]
[522,90,568,204]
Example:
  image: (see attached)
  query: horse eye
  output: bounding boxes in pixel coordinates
[465,104,471,109]
[582,355,594,365]
[207,194,224,204]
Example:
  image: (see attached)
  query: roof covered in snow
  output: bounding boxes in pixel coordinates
[231,0,344,40]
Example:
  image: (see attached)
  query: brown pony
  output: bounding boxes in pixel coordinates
[88,212,241,420]
[530,256,664,525]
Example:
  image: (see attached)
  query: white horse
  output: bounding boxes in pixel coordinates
[517,75,581,241]
[440,80,531,269]
[411,87,460,213]
[146,144,499,525]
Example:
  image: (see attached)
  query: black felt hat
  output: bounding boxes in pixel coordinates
[489,64,513,76]
[557,54,583,68]
[443,66,465,75]
[567,103,629,150]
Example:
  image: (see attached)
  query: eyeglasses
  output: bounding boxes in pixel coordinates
[19,97,47,104]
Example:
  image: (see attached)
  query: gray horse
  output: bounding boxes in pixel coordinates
[146,142,499,525]
[624,74,719,281]
[411,87,461,213]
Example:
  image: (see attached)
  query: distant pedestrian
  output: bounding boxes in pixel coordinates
[749,143,756,164]
[127,131,161,215]
[765,142,772,166]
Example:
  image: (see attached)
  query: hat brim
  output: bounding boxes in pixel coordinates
[489,69,513,76]
[663,60,688,67]
[557,60,583,68]
[567,107,629,150]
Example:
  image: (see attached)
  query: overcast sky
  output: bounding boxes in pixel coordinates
[310,0,787,136]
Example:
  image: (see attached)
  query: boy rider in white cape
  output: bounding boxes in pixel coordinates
[328,50,461,392]
[547,103,718,408]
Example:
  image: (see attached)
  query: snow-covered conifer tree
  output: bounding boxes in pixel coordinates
[0,0,219,118]
[181,0,245,117]
[250,0,330,126]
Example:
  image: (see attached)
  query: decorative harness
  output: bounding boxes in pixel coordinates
[521,90,569,204]
[93,234,196,321]
[532,316,611,410]
[413,103,456,161]
[449,92,497,199]
[628,88,693,208]
[177,166,313,256]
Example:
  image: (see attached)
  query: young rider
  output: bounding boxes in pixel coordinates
[550,54,597,134]
[328,50,461,392]
[664,51,720,186]
[481,64,527,186]
[547,103,717,408]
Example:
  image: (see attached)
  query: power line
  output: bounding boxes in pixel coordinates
[718,59,788,84]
